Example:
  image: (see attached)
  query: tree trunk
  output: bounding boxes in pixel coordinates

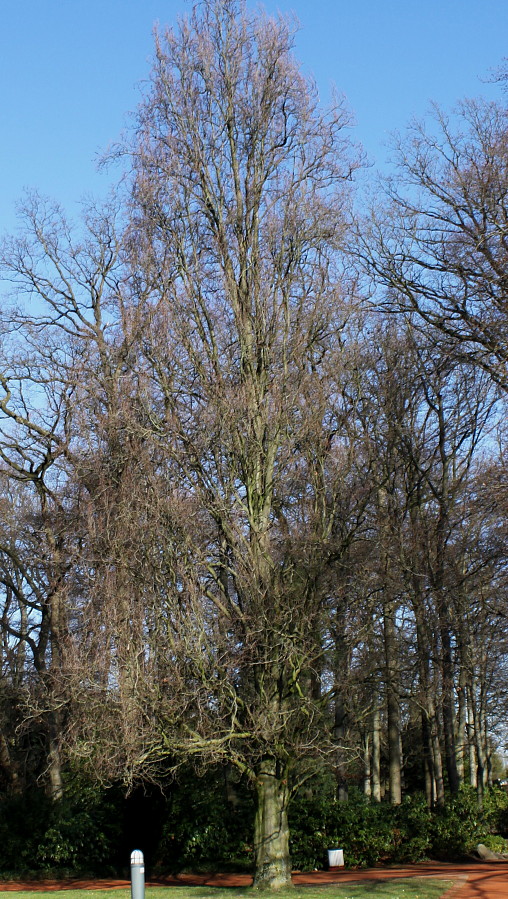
[456,673,466,785]
[413,587,444,806]
[480,680,491,789]
[363,732,371,799]
[384,600,402,804]
[371,698,382,802]
[467,680,486,808]
[377,486,401,805]
[47,713,64,801]
[469,740,478,788]
[440,624,460,794]
[421,713,434,808]
[429,708,445,807]
[334,696,349,802]
[466,690,477,788]
[0,732,21,795]
[252,759,292,890]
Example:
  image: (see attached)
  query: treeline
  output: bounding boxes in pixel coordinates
[0,0,507,887]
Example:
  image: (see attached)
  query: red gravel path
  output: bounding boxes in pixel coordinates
[1,862,507,899]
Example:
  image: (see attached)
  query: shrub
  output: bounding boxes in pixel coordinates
[289,791,396,869]
[35,783,123,873]
[0,780,123,877]
[481,834,508,853]
[429,786,486,858]
[392,793,433,862]
[154,768,254,872]
[0,791,52,875]
[482,786,508,836]
[289,786,508,870]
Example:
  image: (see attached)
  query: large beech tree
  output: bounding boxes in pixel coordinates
[0,3,365,882]
[107,0,363,887]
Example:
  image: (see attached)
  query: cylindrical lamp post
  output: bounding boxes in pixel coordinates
[131,850,145,899]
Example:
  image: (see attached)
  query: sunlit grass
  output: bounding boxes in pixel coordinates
[0,879,455,899]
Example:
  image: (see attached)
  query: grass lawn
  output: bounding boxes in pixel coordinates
[0,883,455,899]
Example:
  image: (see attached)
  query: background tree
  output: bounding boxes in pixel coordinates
[358,98,508,391]
[0,192,140,798]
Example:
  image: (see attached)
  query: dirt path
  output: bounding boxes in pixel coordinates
[1,862,507,899]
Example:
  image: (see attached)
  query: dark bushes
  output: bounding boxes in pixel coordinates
[154,769,253,873]
[1,775,506,877]
[289,786,508,870]
[0,782,123,877]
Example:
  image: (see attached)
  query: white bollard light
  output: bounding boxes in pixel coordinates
[131,849,145,899]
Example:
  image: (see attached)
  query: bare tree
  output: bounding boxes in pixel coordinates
[90,0,364,887]
[359,97,508,391]
[0,192,141,798]
[349,318,503,806]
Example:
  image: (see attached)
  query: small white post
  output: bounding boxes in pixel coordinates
[327,848,344,868]
[131,849,145,899]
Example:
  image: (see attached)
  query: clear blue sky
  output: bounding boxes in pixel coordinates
[1,0,506,235]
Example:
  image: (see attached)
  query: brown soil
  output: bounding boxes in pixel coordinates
[1,861,507,899]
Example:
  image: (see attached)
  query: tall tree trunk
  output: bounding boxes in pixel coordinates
[45,579,65,802]
[334,696,349,802]
[47,712,64,801]
[224,765,241,809]
[252,758,291,890]
[468,680,486,808]
[480,678,491,789]
[440,623,459,794]
[467,692,478,788]
[363,731,371,799]
[433,397,459,796]
[384,600,402,804]
[455,669,467,785]
[377,487,401,805]
[421,713,434,808]
[429,707,445,807]
[371,699,382,802]
[413,579,445,807]
[0,732,21,795]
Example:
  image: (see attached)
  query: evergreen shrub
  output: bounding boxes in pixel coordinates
[289,786,508,870]
[0,780,123,877]
[155,769,254,872]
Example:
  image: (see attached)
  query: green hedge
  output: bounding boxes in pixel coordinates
[1,775,507,877]
[0,782,123,877]
[289,786,508,870]
[154,769,254,872]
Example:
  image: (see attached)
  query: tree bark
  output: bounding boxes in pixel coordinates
[0,732,21,795]
[468,680,486,808]
[333,696,349,802]
[440,623,460,794]
[377,486,401,805]
[384,600,402,804]
[415,621,444,806]
[47,712,64,801]
[429,706,445,807]
[363,731,371,799]
[456,673,466,785]
[421,713,434,807]
[252,759,292,890]
[371,699,382,802]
